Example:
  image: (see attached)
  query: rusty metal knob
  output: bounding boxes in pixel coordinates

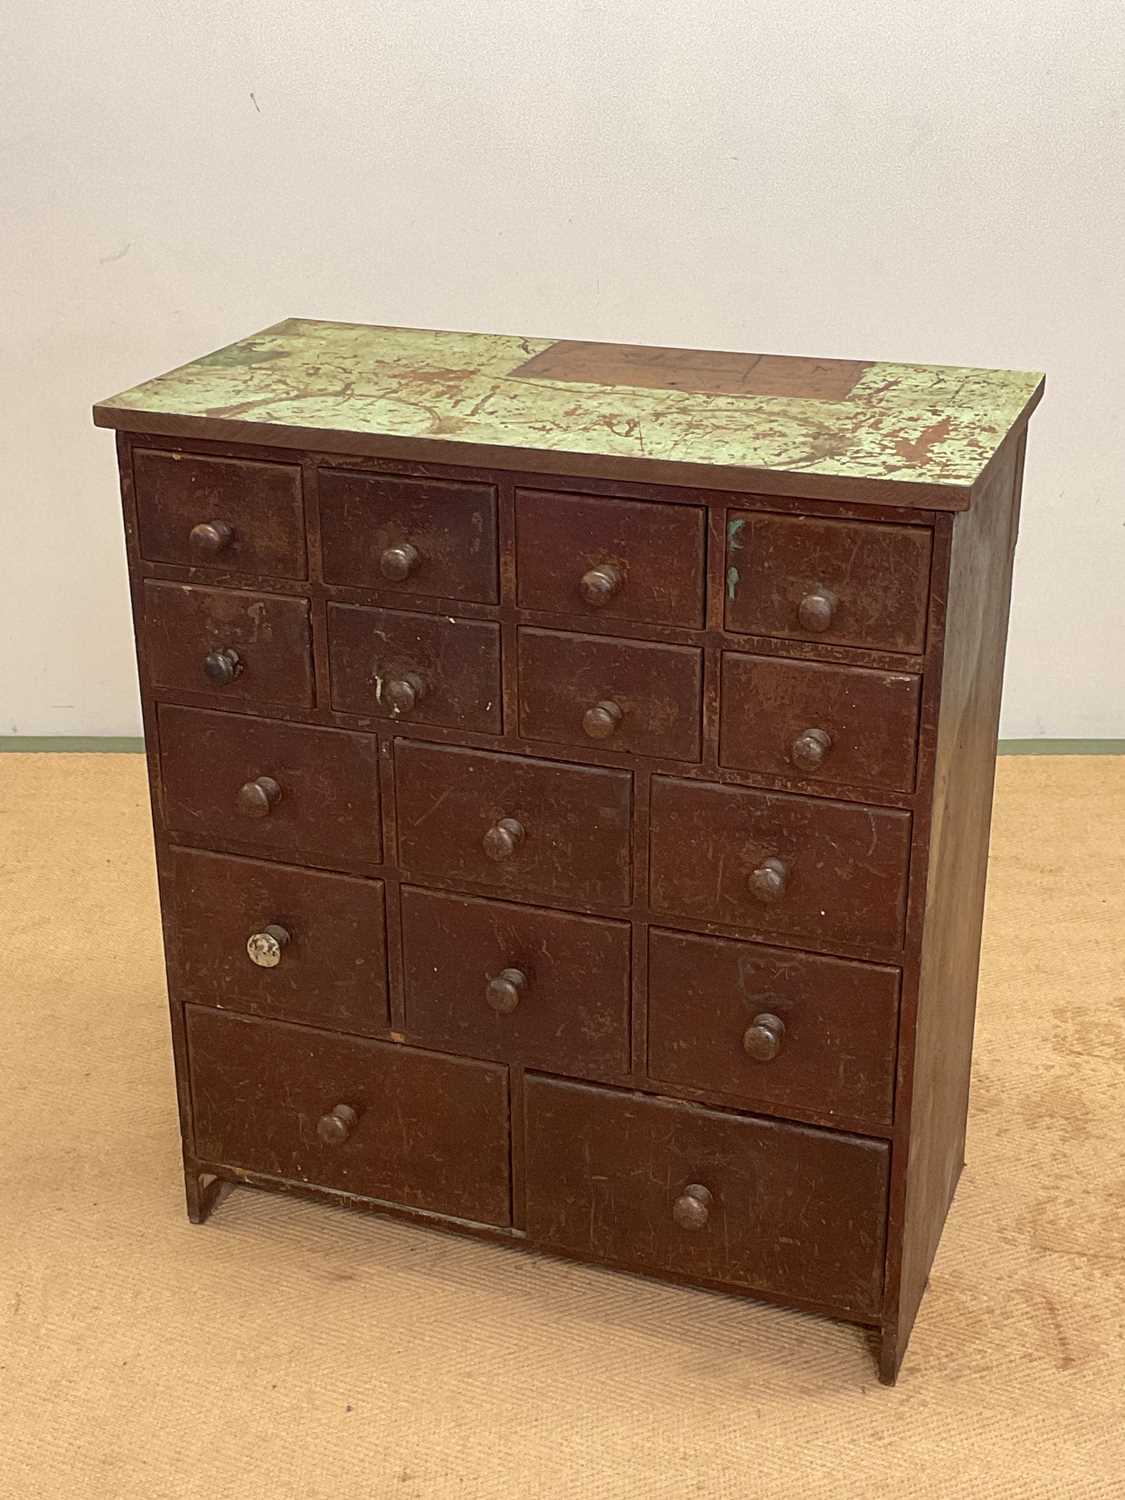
[743,1012,786,1061]
[237,775,282,819]
[797,587,838,633]
[582,700,623,740]
[672,1184,713,1231]
[748,856,789,903]
[316,1103,359,1146]
[203,647,242,687]
[246,924,291,969]
[579,563,622,607]
[189,520,233,557]
[486,968,527,1014]
[791,727,832,772]
[384,673,425,717]
[380,542,419,582]
[482,817,524,861]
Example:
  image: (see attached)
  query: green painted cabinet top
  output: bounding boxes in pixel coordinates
[94,318,1043,509]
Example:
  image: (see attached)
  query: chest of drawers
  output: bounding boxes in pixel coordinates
[95,321,1043,1382]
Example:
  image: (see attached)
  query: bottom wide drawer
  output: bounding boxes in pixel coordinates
[523,1076,889,1318]
[188,1008,512,1226]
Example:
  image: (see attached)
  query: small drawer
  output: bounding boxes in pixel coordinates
[524,1076,889,1318]
[725,512,931,654]
[159,707,381,866]
[188,1008,511,1226]
[396,741,632,908]
[164,848,388,1033]
[649,776,911,949]
[142,581,314,707]
[647,928,900,1125]
[516,489,705,627]
[328,603,501,732]
[402,887,630,1074]
[319,470,498,603]
[134,449,306,579]
[518,627,702,762]
[719,652,921,792]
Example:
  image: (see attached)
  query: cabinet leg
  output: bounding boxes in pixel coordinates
[876,1326,902,1385]
[185,1168,228,1225]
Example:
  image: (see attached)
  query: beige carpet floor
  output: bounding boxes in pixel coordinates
[1,753,1123,1498]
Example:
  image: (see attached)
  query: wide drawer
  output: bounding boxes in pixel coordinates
[524,1076,889,1317]
[719,652,921,793]
[134,449,306,579]
[647,928,900,1125]
[516,489,706,627]
[319,470,498,603]
[159,707,381,865]
[649,776,911,949]
[725,512,931,654]
[395,741,632,907]
[142,581,314,707]
[164,848,388,1033]
[518,627,702,762]
[401,887,630,1074]
[328,602,501,732]
[188,1008,511,1225]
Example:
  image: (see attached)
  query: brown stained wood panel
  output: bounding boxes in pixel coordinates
[328,603,501,733]
[187,1007,511,1225]
[164,848,388,1033]
[649,776,911,950]
[719,652,921,793]
[726,511,932,653]
[516,489,706,627]
[319,469,498,603]
[142,580,314,707]
[647,928,901,1126]
[159,706,380,865]
[395,741,632,908]
[134,448,307,578]
[401,887,630,1075]
[523,1076,890,1318]
[518,627,702,763]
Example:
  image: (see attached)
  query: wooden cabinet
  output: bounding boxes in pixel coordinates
[97,317,1043,1383]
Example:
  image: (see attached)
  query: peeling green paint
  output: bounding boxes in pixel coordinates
[728,517,745,548]
[94,318,1044,490]
[726,565,740,601]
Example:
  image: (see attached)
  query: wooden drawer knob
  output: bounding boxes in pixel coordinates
[384,673,425,717]
[316,1103,359,1146]
[791,727,832,772]
[380,541,419,582]
[246,923,291,968]
[672,1183,713,1231]
[203,647,242,687]
[486,967,527,1014]
[189,520,233,557]
[237,775,282,819]
[797,587,838,633]
[748,856,789,903]
[579,563,622,607]
[482,817,524,861]
[743,1012,786,1061]
[582,700,622,740]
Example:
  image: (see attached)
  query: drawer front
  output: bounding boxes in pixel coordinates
[524,1076,889,1317]
[719,652,921,792]
[516,490,705,627]
[188,1008,511,1225]
[518,627,702,762]
[142,581,314,707]
[159,707,381,865]
[401,887,630,1074]
[647,928,900,1125]
[320,470,498,603]
[395,741,632,908]
[165,848,388,1033]
[725,512,931,653]
[134,449,306,579]
[649,776,911,949]
[328,603,501,733]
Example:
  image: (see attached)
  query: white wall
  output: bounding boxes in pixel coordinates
[2,1,1122,737]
